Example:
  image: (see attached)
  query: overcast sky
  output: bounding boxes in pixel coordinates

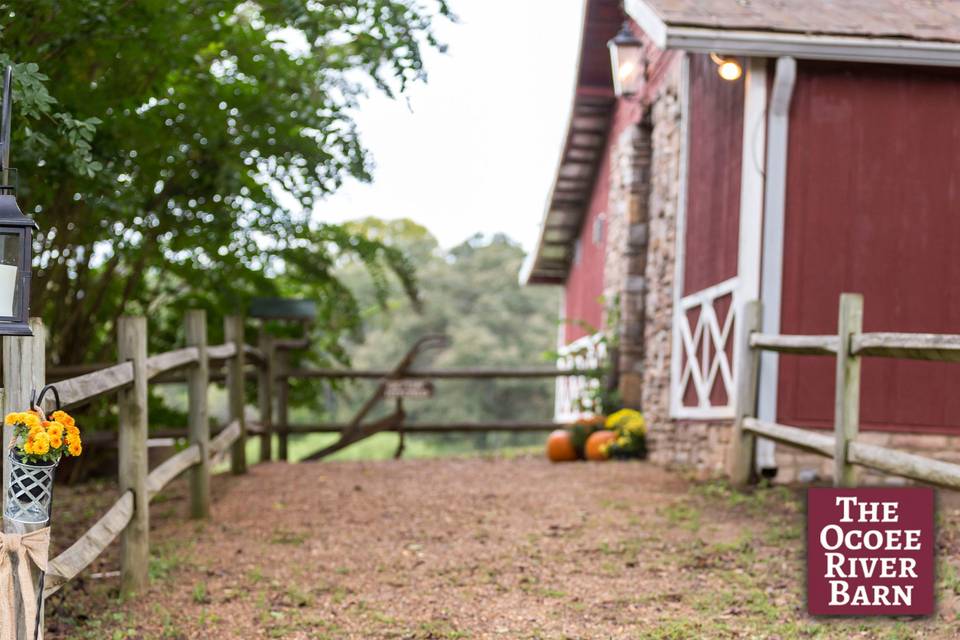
[312,0,584,252]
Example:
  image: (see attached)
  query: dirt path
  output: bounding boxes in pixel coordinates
[45,457,960,639]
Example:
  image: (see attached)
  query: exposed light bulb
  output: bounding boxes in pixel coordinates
[718,60,743,81]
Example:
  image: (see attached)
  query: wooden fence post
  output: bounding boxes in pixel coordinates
[2,319,45,638]
[728,300,762,486]
[118,316,149,596]
[224,315,247,474]
[186,310,209,518]
[833,293,863,487]
[277,351,289,462]
[257,327,273,463]
[2,319,43,511]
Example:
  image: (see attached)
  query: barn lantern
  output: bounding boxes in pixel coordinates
[710,53,743,81]
[607,22,644,97]
[0,67,37,337]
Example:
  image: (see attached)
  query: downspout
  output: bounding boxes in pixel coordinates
[756,57,797,474]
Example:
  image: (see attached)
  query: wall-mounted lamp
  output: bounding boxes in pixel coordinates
[608,22,645,97]
[710,53,743,82]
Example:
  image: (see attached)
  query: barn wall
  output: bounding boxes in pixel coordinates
[563,99,644,343]
[777,61,960,435]
[682,54,744,296]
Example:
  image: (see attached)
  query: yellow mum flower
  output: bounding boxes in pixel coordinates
[49,435,63,449]
[606,408,641,425]
[45,422,64,439]
[66,424,80,437]
[4,412,24,426]
[28,431,50,456]
[22,440,34,455]
[22,413,41,429]
[51,411,75,428]
[68,440,82,457]
[28,424,44,437]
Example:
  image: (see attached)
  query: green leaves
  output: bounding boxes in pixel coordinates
[0,0,451,364]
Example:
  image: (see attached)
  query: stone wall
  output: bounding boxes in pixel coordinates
[625,59,736,479]
[605,118,653,409]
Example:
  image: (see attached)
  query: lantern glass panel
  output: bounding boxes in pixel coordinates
[0,231,21,318]
[608,40,644,97]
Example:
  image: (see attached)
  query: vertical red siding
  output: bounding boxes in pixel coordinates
[682,54,744,296]
[778,61,960,433]
[564,99,643,343]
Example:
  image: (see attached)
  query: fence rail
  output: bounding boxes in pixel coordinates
[729,293,960,489]
[1,311,255,605]
[3,317,577,612]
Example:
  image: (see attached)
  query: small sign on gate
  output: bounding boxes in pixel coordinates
[385,379,434,399]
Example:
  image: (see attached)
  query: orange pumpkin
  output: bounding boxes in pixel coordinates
[585,430,616,461]
[546,430,578,462]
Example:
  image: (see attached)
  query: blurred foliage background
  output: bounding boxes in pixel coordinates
[0,1,561,462]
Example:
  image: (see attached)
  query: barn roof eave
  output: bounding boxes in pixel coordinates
[627,0,960,67]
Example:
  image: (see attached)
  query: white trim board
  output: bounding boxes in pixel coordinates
[668,54,691,419]
[735,58,768,304]
[624,2,960,68]
[755,57,798,470]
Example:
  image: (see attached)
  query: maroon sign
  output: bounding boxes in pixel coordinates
[807,488,934,616]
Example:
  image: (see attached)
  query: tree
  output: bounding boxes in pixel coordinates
[330,221,561,441]
[0,0,452,363]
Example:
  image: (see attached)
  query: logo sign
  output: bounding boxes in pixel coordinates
[807,488,934,616]
[384,379,434,399]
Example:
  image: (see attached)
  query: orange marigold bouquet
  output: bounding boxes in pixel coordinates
[6,409,82,465]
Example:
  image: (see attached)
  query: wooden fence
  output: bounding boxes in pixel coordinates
[1,311,259,599]
[728,293,960,489]
[14,323,581,602]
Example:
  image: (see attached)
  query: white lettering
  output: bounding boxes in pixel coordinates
[820,524,844,550]
[825,552,846,578]
[836,496,858,522]
[901,558,918,579]
[881,502,899,522]
[892,585,913,606]
[829,580,849,605]
[903,529,921,551]
[862,530,883,550]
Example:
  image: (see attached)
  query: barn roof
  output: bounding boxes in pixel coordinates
[519,0,621,285]
[626,0,960,66]
[638,0,960,44]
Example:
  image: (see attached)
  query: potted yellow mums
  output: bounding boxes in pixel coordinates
[5,385,82,524]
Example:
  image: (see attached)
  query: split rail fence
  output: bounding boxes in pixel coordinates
[11,319,584,603]
[729,293,960,489]
[1,311,261,599]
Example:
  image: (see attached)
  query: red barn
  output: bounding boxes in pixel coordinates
[521,0,960,480]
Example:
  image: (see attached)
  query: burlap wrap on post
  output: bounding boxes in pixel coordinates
[0,528,49,640]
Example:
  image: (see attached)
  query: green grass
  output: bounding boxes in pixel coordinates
[235,431,544,465]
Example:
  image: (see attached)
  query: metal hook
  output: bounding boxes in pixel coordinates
[30,384,61,415]
[0,66,11,186]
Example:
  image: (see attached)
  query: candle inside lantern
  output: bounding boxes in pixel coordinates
[0,262,16,316]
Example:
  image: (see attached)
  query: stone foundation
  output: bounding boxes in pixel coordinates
[647,420,732,478]
[775,430,960,486]
[647,418,960,485]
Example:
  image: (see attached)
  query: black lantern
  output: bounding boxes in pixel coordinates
[0,67,37,336]
[607,22,645,98]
